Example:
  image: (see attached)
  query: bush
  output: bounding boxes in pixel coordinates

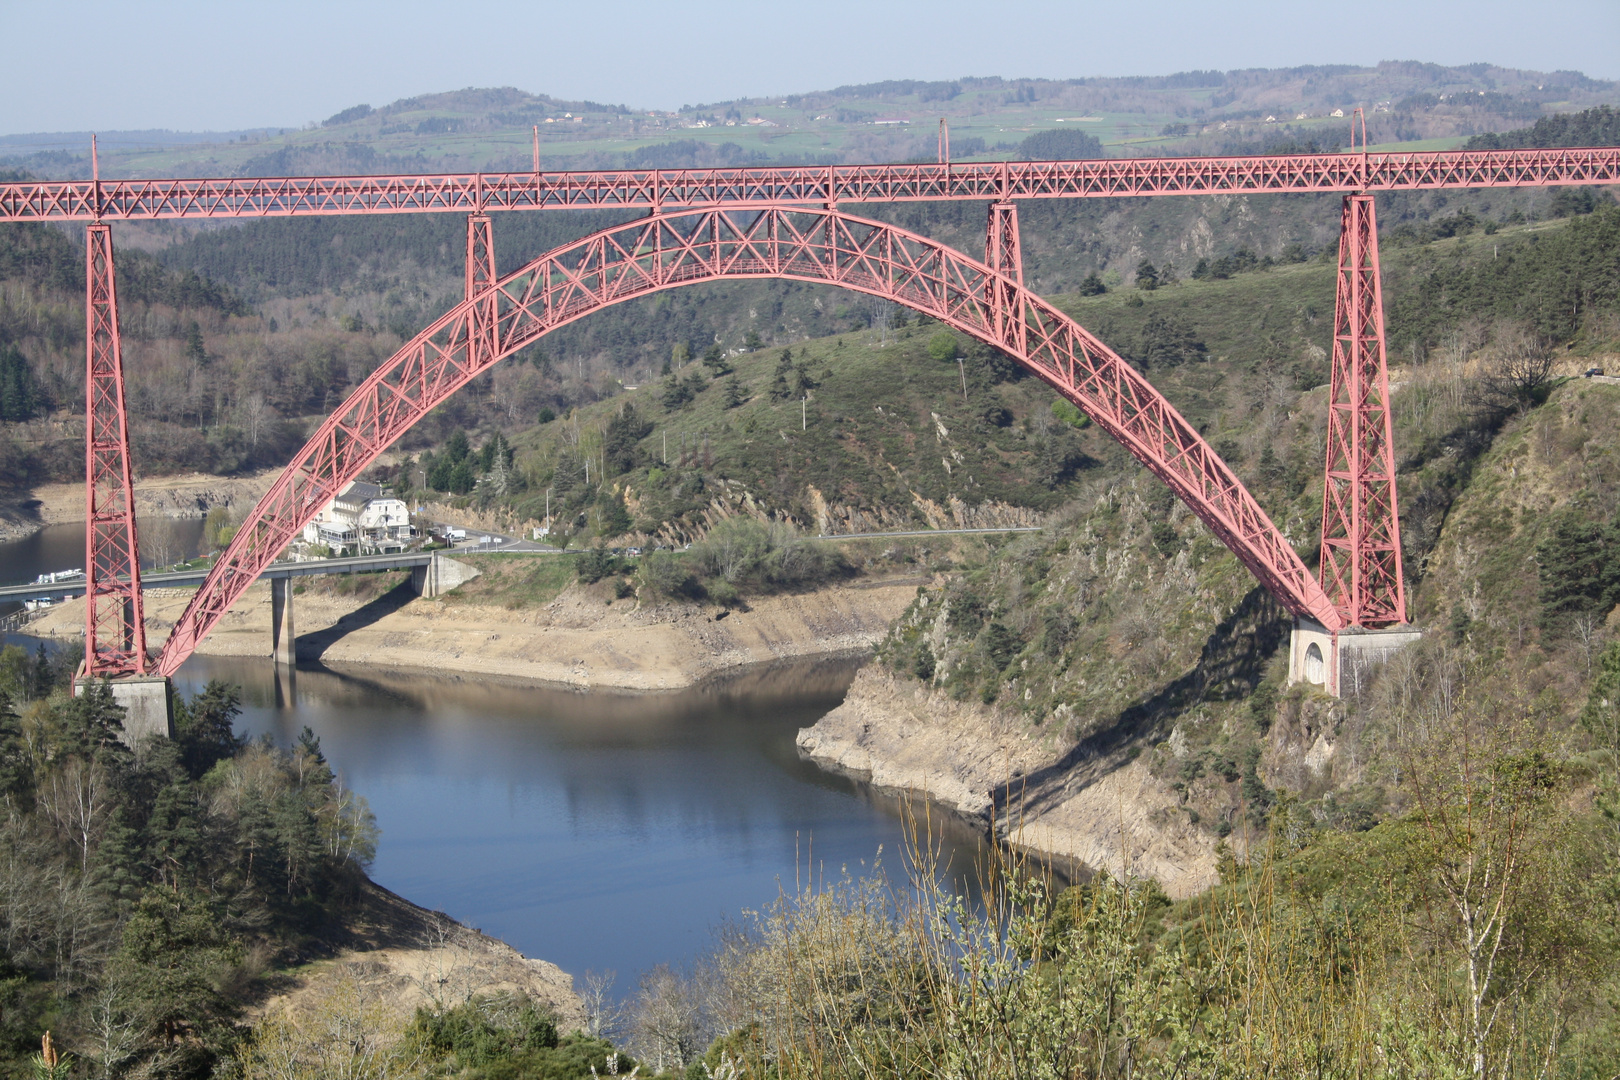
[927,332,960,362]
[576,546,624,584]
[686,518,847,595]
[631,553,696,605]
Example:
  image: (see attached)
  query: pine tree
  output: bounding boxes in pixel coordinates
[177,680,244,780]
[723,377,745,409]
[0,695,33,810]
[769,350,794,403]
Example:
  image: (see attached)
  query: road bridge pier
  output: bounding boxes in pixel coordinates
[270,577,295,666]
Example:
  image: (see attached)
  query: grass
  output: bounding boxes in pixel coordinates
[436,553,579,609]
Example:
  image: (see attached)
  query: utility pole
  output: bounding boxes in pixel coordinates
[545,487,551,535]
[802,396,807,431]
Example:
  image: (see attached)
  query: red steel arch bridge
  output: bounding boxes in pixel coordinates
[4,138,1616,689]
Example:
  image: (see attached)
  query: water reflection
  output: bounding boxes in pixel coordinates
[0,518,206,615]
[172,653,997,982]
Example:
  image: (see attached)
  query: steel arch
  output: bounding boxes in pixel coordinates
[154,206,1341,675]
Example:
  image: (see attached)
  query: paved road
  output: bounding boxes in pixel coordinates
[0,550,449,603]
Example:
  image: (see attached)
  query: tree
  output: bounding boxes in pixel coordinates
[202,505,235,552]
[1402,713,1597,1079]
[442,430,470,465]
[1140,312,1207,367]
[175,680,244,780]
[1476,323,1554,417]
[768,350,795,403]
[184,321,208,368]
[0,343,40,422]
[742,330,763,351]
[1536,510,1620,636]
[0,695,32,811]
[1017,128,1104,160]
[1134,260,1159,290]
[793,360,817,395]
[603,403,652,474]
[596,492,632,538]
[109,889,242,1067]
[701,344,732,375]
[1077,272,1107,296]
[722,376,745,408]
[927,332,959,362]
[447,460,476,495]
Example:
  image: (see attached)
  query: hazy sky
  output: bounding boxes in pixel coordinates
[4,0,1617,135]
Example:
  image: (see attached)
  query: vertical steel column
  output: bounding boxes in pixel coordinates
[985,202,1026,357]
[1319,194,1407,628]
[465,213,497,369]
[82,222,148,676]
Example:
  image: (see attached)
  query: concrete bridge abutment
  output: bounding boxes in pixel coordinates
[410,553,480,598]
[1288,618,1423,698]
[74,675,174,745]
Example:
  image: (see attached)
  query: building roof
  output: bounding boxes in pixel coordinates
[335,481,383,506]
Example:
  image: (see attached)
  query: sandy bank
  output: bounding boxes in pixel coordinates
[797,665,1221,898]
[26,570,922,691]
[263,876,583,1031]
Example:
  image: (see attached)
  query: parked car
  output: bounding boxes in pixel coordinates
[1584,367,1605,378]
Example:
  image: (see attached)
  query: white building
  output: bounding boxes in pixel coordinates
[301,481,412,555]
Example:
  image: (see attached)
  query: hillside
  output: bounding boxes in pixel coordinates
[4,62,1617,180]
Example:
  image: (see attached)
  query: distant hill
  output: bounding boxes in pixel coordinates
[4,61,1617,180]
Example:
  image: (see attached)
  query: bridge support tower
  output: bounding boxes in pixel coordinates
[1293,191,1417,695]
[75,677,174,744]
[82,217,149,679]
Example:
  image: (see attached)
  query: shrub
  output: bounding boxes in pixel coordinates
[576,546,623,584]
[927,332,960,362]
[687,518,846,594]
[638,552,700,599]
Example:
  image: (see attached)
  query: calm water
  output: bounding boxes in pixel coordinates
[172,654,993,982]
[0,518,206,613]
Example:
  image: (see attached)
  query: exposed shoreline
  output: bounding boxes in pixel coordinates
[22,569,921,693]
[0,472,279,543]
[796,665,1224,899]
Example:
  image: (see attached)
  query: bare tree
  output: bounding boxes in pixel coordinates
[143,515,176,572]
[628,964,709,1073]
[238,391,270,450]
[579,969,623,1039]
[40,759,111,874]
[1474,323,1554,418]
[1571,612,1604,677]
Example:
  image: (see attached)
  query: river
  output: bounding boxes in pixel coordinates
[168,654,992,983]
[2,523,993,985]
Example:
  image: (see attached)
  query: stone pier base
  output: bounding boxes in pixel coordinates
[1288,619,1423,697]
[76,675,174,744]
